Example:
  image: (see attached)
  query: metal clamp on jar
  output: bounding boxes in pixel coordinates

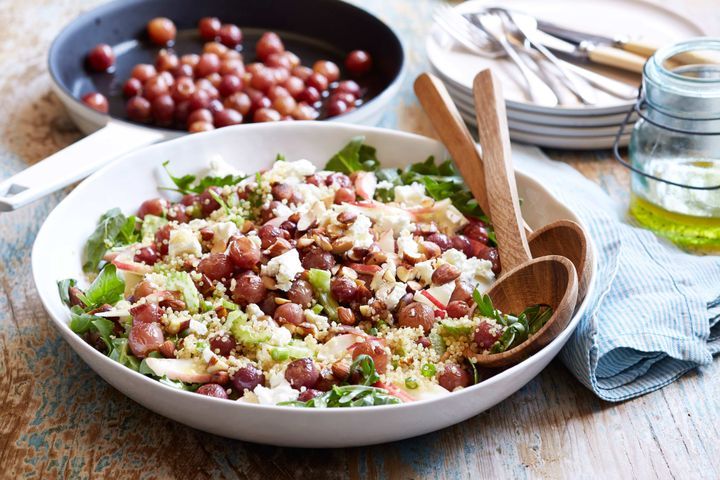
[614,38,720,253]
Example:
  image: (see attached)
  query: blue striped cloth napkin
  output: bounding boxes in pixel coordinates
[512,145,720,401]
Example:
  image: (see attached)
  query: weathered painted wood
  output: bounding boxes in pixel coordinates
[1,0,719,478]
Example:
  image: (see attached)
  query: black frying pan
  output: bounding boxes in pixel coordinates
[0,0,405,211]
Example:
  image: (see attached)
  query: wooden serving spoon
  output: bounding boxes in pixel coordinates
[413,72,592,303]
[468,69,579,368]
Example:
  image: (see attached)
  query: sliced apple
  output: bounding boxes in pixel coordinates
[144,358,212,384]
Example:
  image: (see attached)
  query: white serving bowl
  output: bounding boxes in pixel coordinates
[32,122,595,447]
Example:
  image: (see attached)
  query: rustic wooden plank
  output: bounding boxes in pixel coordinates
[1,0,719,478]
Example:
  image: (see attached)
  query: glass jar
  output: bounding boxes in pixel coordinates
[622,38,720,253]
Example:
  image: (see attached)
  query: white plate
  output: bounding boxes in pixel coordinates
[32,122,596,447]
[427,0,704,115]
[437,68,640,127]
[459,110,630,149]
[453,98,628,137]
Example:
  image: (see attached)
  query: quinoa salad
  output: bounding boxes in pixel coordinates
[58,137,551,407]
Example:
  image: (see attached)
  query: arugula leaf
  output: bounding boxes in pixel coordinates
[349,354,381,386]
[109,338,141,371]
[68,306,96,334]
[68,307,115,351]
[159,376,201,392]
[280,384,400,408]
[162,160,245,195]
[83,208,139,272]
[92,318,115,350]
[79,264,125,309]
[57,278,77,306]
[473,289,553,354]
[325,136,379,174]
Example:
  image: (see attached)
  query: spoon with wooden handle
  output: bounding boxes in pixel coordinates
[413,72,592,303]
[469,69,578,368]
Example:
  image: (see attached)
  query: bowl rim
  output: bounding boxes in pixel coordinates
[46,0,407,131]
[31,121,596,415]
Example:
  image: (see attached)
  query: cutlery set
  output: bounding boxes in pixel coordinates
[426,0,704,149]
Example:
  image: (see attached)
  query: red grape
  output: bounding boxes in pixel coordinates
[224,92,252,115]
[218,24,242,48]
[152,94,175,124]
[306,72,328,92]
[187,108,213,126]
[155,49,179,72]
[335,80,361,96]
[292,102,319,120]
[126,96,152,122]
[325,98,348,117]
[143,75,169,101]
[123,78,142,97]
[256,32,284,61]
[199,17,221,41]
[147,17,176,46]
[297,86,320,104]
[283,76,305,98]
[313,60,340,83]
[189,121,215,132]
[218,74,242,97]
[81,92,109,113]
[87,44,115,72]
[195,53,221,78]
[214,108,243,127]
[345,50,372,76]
[291,65,313,80]
[253,108,281,122]
[171,76,196,102]
[250,67,276,92]
[131,64,157,83]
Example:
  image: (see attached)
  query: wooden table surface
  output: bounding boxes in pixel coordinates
[1,1,719,478]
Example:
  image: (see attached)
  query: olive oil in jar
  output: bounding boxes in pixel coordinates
[630,194,720,252]
[629,158,720,252]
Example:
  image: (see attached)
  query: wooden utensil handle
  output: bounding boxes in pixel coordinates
[413,73,491,216]
[619,39,657,58]
[586,45,647,73]
[472,70,532,271]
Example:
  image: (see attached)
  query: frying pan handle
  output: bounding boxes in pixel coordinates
[0,121,165,211]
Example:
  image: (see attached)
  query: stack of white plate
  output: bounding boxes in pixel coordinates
[426,0,705,149]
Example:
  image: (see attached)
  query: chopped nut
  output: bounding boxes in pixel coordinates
[432,263,461,285]
[396,265,412,282]
[331,360,351,380]
[315,234,333,252]
[261,275,277,290]
[337,306,357,325]
[419,240,441,259]
[331,237,354,254]
[296,236,315,248]
[365,251,388,266]
[265,237,292,257]
[337,210,358,224]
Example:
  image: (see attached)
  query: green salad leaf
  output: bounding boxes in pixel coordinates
[325,136,380,174]
[83,208,139,272]
[162,160,245,195]
[68,306,115,351]
[57,278,77,307]
[472,289,552,354]
[350,354,381,386]
[78,264,125,310]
